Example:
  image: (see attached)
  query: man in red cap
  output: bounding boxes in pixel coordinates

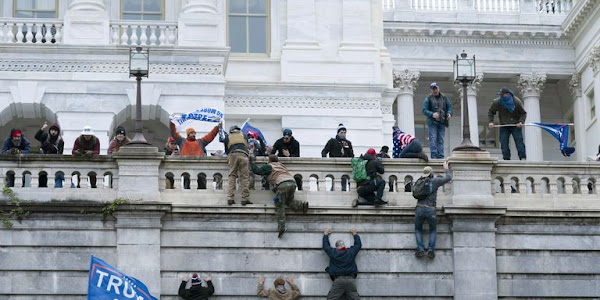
[164,137,180,156]
[178,273,214,300]
[2,128,31,154]
[353,148,387,207]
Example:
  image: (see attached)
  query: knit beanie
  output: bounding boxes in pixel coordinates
[11,130,22,137]
[366,148,376,156]
[116,126,126,135]
[191,273,201,286]
[337,123,346,133]
[186,128,195,135]
[274,277,285,287]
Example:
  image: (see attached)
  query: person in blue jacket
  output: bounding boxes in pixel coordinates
[323,228,362,300]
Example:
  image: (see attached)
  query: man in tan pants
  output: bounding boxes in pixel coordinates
[219,124,252,205]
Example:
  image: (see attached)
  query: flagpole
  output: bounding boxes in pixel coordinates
[492,123,574,128]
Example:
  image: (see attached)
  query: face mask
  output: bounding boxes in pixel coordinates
[117,135,125,141]
[338,132,346,140]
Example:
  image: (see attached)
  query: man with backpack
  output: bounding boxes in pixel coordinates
[351,148,386,207]
[413,161,452,259]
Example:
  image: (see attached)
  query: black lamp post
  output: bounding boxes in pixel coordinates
[128,47,151,145]
[453,50,482,151]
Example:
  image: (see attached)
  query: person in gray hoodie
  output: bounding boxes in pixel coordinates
[414,161,452,259]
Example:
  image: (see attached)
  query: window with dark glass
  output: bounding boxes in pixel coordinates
[228,0,268,54]
[14,0,57,18]
[121,0,164,20]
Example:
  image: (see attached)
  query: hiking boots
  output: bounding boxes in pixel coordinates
[418,152,429,162]
[227,199,235,205]
[241,200,253,206]
[351,198,359,207]
[415,250,426,258]
[427,251,435,259]
[278,226,287,238]
[302,202,309,214]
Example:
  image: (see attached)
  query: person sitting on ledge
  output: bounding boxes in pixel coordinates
[352,148,387,207]
[392,126,428,162]
[257,276,300,300]
[179,273,214,300]
[1,128,31,155]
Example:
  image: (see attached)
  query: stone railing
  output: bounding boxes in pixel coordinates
[2,150,599,209]
[110,21,177,46]
[0,18,62,44]
[536,0,573,14]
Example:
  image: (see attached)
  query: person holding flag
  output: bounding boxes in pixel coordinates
[488,87,527,160]
[169,120,220,157]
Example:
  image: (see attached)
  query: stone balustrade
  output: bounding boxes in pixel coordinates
[0,18,63,44]
[110,21,177,47]
[1,151,598,209]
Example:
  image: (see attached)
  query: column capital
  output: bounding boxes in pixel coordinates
[589,47,600,75]
[69,0,105,11]
[517,72,547,98]
[569,73,582,98]
[393,69,420,94]
[454,73,484,96]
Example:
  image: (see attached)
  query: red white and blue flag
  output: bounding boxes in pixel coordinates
[241,120,268,146]
[87,255,158,300]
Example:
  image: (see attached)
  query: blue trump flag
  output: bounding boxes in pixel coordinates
[531,122,575,157]
[241,121,268,146]
[87,255,158,300]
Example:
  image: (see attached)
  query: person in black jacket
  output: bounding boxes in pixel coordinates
[178,273,214,300]
[353,149,387,207]
[271,128,300,157]
[321,123,354,158]
[35,122,64,154]
[323,228,361,300]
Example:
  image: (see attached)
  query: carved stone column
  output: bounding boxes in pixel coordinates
[455,74,483,147]
[518,73,546,161]
[393,70,420,135]
[590,48,600,123]
[63,0,109,45]
[178,0,225,47]
[570,74,586,161]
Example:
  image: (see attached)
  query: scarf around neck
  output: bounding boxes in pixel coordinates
[276,285,287,293]
[500,94,516,112]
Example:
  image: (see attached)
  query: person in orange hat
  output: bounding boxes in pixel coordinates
[169,120,219,156]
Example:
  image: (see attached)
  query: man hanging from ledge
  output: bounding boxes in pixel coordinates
[257,276,301,300]
[323,228,362,300]
[250,154,309,238]
[178,273,214,300]
[1,128,31,155]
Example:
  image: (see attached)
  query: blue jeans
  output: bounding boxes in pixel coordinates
[499,126,526,160]
[427,122,446,158]
[415,206,437,252]
[399,140,423,158]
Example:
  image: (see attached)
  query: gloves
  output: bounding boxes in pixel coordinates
[9,148,21,155]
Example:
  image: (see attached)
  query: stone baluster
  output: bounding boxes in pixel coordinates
[167,26,176,45]
[42,24,52,43]
[518,181,527,194]
[549,179,558,194]
[393,70,420,135]
[15,24,24,43]
[0,23,5,43]
[190,175,199,190]
[139,25,148,45]
[570,73,586,161]
[120,27,129,45]
[149,26,158,46]
[332,177,342,192]
[14,173,23,188]
[132,26,141,45]
[532,181,541,194]
[158,26,167,45]
[111,26,119,45]
[564,177,574,194]
[318,177,327,192]
[54,24,62,43]
[518,73,546,161]
[30,175,39,188]
[34,24,43,43]
[0,176,4,188]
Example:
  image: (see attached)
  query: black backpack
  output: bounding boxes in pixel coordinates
[412,177,433,200]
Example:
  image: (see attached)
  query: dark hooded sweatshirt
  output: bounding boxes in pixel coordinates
[35,123,64,154]
[1,128,31,154]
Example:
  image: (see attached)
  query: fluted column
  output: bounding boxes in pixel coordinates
[570,74,586,161]
[455,74,483,147]
[393,70,420,135]
[63,0,109,45]
[178,0,225,47]
[518,73,546,161]
[590,48,600,122]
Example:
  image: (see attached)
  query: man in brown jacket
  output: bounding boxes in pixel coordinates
[257,277,300,300]
[251,154,309,238]
[488,87,527,160]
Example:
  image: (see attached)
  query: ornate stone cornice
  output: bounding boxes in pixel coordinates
[517,73,547,98]
[385,35,570,47]
[224,96,380,110]
[569,73,582,98]
[589,47,600,75]
[563,0,600,38]
[0,60,223,75]
[393,69,420,94]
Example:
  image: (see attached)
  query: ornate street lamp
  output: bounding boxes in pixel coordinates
[453,50,481,151]
[128,47,151,145]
